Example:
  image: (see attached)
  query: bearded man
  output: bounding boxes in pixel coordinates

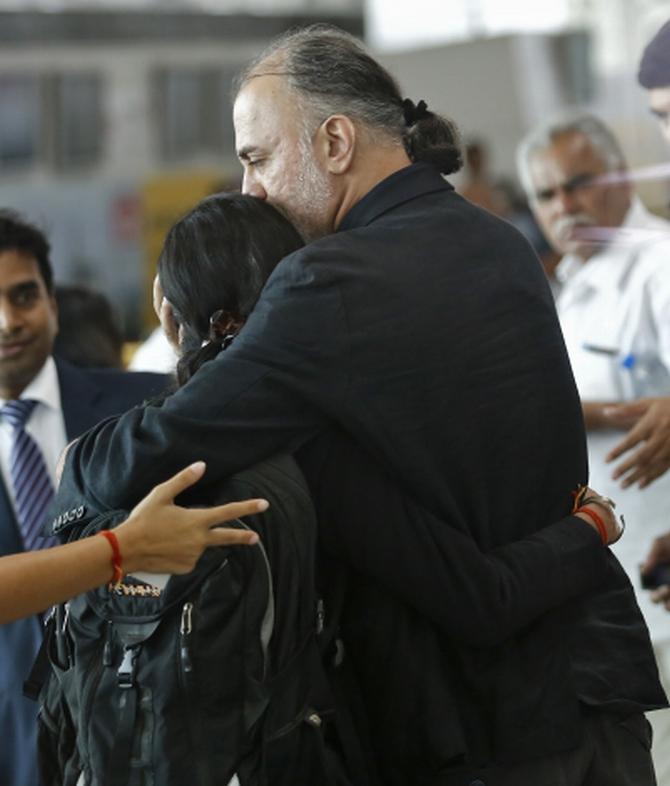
[52,25,664,786]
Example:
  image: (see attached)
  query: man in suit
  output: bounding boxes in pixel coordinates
[0,209,167,786]
[53,26,665,786]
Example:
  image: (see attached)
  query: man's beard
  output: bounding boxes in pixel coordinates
[282,139,335,243]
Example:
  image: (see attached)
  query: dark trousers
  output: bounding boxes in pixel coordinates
[431,713,655,786]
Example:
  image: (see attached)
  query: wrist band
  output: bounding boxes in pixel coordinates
[98,530,123,585]
[575,506,608,545]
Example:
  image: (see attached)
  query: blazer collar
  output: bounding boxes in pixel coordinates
[338,162,453,232]
[55,357,103,440]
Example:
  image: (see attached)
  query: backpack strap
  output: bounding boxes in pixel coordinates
[24,607,62,700]
[104,645,140,786]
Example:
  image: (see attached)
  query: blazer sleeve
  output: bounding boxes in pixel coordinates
[300,430,610,648]
[53,252,348,517]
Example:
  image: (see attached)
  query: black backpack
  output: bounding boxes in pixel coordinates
[32,456,373,786]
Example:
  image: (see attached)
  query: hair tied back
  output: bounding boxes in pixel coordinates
[402,98,430,127]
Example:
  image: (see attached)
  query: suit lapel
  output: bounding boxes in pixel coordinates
[56,358,103,440]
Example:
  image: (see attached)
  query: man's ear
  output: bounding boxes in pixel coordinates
[315,114,357,175]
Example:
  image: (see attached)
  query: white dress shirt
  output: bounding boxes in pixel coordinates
[556,198,670,644]
[0,356,67,518]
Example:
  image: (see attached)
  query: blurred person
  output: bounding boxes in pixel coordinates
[54,285,123,369]
[0,209,168,786]
[586,20,670,500]
[639,19,670,147]
[128,325,177,374]
[459,139,508,215]
[53,25,665,786]
[518,111,670,778]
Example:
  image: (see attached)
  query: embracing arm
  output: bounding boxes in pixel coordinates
[0,463,266,625]
[301,434,616,648]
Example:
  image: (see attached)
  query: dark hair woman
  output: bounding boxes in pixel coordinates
[157,192,303,387]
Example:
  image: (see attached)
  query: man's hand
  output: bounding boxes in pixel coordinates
[641,532,670,611]
[573,487,623,545]
[604,397,670,488]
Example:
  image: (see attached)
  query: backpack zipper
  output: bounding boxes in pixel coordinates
[180,602,194,674]
[178,600,212,786]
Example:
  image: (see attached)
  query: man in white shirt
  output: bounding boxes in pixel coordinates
[0,209,167,786]
[517,111,670,780]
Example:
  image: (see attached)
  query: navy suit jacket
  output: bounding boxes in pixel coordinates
[0,358,167,786]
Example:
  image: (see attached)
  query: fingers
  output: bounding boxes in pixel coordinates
[650,585,670,610]
[606,421,647,463]
[207,527,260,547]
[603,401,648,430]
[200,498,269,527]
[641,535,670,575]
[611,440,670,488]
[149,461,207,504]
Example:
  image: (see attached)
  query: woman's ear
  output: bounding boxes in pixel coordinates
[315,114,357,175]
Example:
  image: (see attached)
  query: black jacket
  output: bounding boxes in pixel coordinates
[52,164,666,777]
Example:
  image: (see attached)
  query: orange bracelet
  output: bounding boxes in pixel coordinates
[98,530,123,585]
[575,506,608,545]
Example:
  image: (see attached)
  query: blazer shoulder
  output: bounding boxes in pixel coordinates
[56,358,171,437]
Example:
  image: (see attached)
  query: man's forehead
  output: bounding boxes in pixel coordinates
[0,250,45,289]
[234,75,300,154]
[529,132,605,181]
[234,74,292,121]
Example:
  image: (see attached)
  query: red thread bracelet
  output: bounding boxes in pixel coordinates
[575,506,608,545]
[98,530,123,585]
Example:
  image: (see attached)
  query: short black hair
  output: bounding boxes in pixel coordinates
[0,209,54,293]
[638,19,670,89]
[54,285,123,369]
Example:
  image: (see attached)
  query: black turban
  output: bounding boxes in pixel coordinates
[638,19,670,89]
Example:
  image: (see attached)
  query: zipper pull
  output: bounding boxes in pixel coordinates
[316,598,325,636]
[180,602,194,673]
[117,645,139,689]
[103,621,114,667]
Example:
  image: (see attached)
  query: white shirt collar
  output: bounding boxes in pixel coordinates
[0,355,62,412]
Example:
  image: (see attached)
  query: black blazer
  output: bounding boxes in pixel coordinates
[0,358,167,786]
[54,164,666,773]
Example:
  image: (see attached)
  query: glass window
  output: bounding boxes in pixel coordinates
[50,73,103,170]
[0,75,41,169]
[154,67,227,161]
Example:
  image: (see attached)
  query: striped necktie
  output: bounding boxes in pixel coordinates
[1,399,56,551]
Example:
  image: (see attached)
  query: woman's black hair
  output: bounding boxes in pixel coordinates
[157,193,303,386]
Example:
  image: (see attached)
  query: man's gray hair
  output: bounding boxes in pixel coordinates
[516,111,628,198]
[233,24,463,175]
[234,24,405,142]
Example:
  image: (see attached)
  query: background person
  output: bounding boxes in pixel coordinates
[590,19,670,496]
[0,209,168,786]
[517,111,670,779]
[53,285,124,370]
